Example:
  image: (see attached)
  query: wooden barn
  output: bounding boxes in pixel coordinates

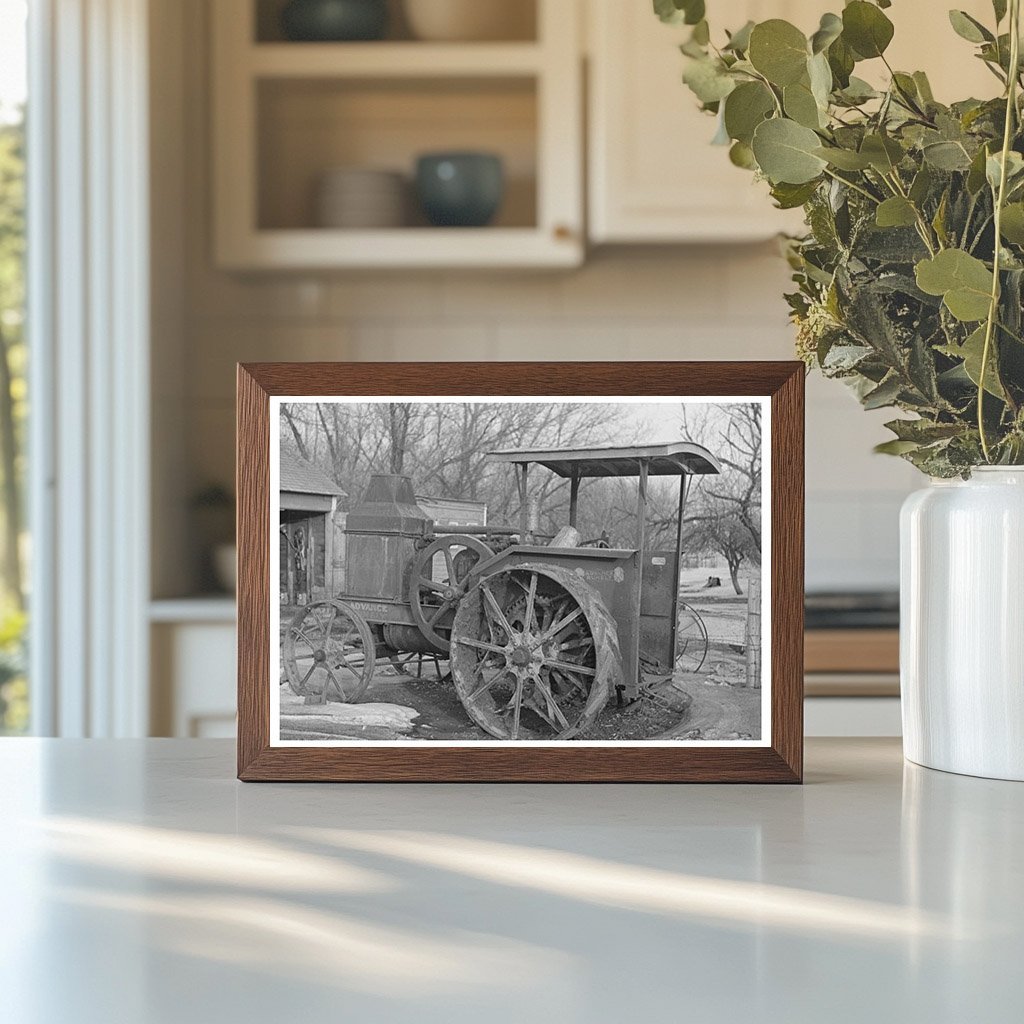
[279,453,346,606]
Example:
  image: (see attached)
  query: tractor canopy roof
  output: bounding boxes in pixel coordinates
[487,441,720,478]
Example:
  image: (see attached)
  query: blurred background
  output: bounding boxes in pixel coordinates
[0,0,997,740]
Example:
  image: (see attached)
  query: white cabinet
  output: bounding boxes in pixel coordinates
[586,0,996,244]
[212,0,584,269]
[150,601,237,738]
[587,0,812,243]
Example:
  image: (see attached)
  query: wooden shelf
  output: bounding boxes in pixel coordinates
[249,42,544,79]
[217,226,579,270]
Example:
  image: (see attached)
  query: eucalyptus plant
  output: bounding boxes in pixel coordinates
[657,0,1024,475]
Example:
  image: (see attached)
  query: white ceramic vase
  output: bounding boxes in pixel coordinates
[900,467,1024,781]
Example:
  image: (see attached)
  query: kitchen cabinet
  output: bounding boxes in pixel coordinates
[586,0,998,244]
[211,0,584,269]
[150,601,237,737]
[587,0,813,243]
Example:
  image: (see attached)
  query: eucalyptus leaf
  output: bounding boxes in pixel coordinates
[923,140,973,171]
[967,144,992,193]
[784,80,824,129]
[915,250,994,322]
[939,326,1006,398]
[842,1,895,59]
[861,133,904,173]
[653,0,705,26]
[986,150,1024,191]
[724,20,755,53]
[808,52,833,109]
[748,20,809,86]
[827,36,856,88]
[724,81,775,144]
[810,13,843,54]
[683,57,736,104]
[729,140,757,169]
[771,180,820,209]
[814,146,872,170]
[909,165,934,205]
[752,118,828,184]
[1000,203,1024,245]
[876,197,919,228]
[948,10,994,44]
[837,76,879,104]
[913,71,935,104]
[874,439,921,455]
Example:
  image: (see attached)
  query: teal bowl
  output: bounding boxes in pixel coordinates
[281,0,388,42]
[415,153,505,228]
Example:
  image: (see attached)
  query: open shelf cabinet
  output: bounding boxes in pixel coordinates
[212,0,583,269]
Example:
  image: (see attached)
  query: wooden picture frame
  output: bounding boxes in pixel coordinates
[237,362,804,782]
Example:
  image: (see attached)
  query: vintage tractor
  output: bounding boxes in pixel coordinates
[283,441,720,740]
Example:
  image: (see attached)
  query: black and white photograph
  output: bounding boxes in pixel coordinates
[270,397,770,746]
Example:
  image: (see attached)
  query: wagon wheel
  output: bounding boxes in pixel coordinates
[284,600,376,704]
[410,535,493,653]
[675,602,709,674]
[449,563,620,740]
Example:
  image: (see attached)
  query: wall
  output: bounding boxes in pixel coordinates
[157,0,919,598]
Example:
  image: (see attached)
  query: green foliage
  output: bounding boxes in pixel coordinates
[0,111,28,729]
[0,600,26,734]
[659,0,1024,476]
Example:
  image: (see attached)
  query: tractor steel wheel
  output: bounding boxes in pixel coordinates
[675,602,709,674]
[283,600,376,704]
[410,534,493,653]
[449,564,621,740]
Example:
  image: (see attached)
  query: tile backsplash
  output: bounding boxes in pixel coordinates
[181,246,916,593]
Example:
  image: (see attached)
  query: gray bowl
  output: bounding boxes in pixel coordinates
[415,152,505,228]
[280,0,388,42]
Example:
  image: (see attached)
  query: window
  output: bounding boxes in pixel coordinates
[0,0,27,734]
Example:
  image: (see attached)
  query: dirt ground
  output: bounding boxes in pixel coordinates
[279,650,762,743]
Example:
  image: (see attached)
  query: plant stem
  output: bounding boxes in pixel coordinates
[884,171,939,254]
[979,0,1021,462]
[822,167,880,205]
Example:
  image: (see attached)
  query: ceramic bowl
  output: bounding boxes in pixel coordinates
[403,0,534,41]
[316,168,408,228]
[281,0,389,42]
[415,152,504,228]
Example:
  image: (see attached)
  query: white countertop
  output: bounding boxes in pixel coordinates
[0,738,1020,1023]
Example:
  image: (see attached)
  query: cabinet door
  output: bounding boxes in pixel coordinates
[587,0,809,243]
[587,0,996,244]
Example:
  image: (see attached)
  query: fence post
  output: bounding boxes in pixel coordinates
[745,576,762,689]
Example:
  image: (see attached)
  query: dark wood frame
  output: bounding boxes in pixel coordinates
[237,362,804,782]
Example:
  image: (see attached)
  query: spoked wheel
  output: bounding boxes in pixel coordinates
[410,535,493,653]
[283,600,376,704]
[449,563,620,740]
[675,602,709,674]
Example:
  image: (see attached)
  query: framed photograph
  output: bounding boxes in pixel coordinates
[237,362,804,782]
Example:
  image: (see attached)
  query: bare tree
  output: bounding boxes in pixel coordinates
[707,404,762,558]
[677,402,763,593]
